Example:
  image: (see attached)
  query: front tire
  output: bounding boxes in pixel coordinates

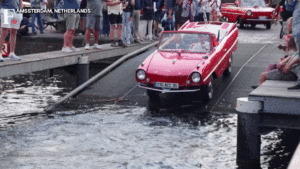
[147,90,160,100]
[224,54,232,76]
[266,22,271,29]
[202,76,214,101]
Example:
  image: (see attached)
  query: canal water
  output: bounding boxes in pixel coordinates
[0,54,299,169]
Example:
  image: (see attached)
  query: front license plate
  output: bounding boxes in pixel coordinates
[154,82,179,89]
[258,16,267,20]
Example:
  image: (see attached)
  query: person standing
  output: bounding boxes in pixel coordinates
[175,0,183,30]
[106,0,128,47]
[0,0,23,61]
[153,0,163,36]
[132,0,144,43]
[30,0,44,34]
[284,0,300,89]
[79,0,87,35]
[164,0,176,30]
[143,0,154,41]
[209,0,220,21]
[101,0,111,36]
[61,0,81,52]
[194,0,211,22]
[181,0,196,24]
[85,0,103,50]
[122,0,134,45]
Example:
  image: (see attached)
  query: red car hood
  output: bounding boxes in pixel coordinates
[146,51,205,76]
[243,7,274,12]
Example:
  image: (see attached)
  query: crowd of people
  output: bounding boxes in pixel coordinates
[251,0,300,90]
[0,0,224,61]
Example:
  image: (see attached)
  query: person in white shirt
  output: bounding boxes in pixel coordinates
[106,0,128,47]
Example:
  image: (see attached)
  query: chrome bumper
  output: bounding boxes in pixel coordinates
[139,85,200,93]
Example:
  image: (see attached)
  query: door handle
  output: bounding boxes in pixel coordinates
[224,49,227,52]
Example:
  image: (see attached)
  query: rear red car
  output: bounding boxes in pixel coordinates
[221,0,275,29]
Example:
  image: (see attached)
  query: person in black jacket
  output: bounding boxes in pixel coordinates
[143,0,154,41]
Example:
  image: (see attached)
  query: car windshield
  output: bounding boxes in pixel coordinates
[158,32,211,53]
[240,0,266,7]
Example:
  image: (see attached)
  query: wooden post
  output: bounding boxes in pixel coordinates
[46,69,54,78]
[77,56,89,87]
[237,112,261,168]
[236,97,262,168]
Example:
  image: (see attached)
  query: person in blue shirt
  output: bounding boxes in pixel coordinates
[0,0,23,61]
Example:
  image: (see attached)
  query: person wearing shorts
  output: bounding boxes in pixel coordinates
[106,0,128,47]
[251,53,299,89]
[0,0,23,61]
[61,0,81,52]
[85,0,103,50]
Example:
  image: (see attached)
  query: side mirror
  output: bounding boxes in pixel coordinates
[234,1,238,6]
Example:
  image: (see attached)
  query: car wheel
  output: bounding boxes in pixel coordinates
[239,17,244,29]
[203,76,214,101]
[266,22,271,29]
[147,90,160,100]
[224,54,232,76]
[251,24,256,28]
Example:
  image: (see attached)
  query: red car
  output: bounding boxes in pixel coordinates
[135,21,238,101]
[221,0,275,29]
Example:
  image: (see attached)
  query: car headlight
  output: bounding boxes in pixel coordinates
[191,72,201,83]
[137,69,146,80]
[247,10,252,16]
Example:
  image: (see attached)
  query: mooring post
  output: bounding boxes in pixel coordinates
[77,56,89,87]
[46,69,54,78]
[236,97,262,168]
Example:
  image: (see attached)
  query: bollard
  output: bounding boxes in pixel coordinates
[46,69,54,78]
[236,97,262,168]
[46,46,54,78]
[76,56,89,87]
